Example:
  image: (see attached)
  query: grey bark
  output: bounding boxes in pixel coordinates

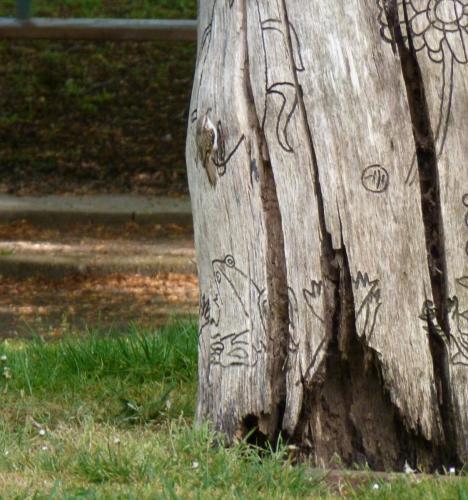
[186,0,467,471]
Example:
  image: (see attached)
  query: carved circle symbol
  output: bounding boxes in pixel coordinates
[224,255,235,268]
[361,165,389,193]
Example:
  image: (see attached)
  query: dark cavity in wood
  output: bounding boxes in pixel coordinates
[276,0,461,470]
[235,0,290,443]
[384,0,460,468]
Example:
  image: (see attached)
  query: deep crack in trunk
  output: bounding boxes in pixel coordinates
[277,0,458,470]
[239,0,290,443]
[193,0,464,467]
[385,0,460,466]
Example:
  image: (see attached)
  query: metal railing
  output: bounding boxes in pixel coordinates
[0,0,197,41]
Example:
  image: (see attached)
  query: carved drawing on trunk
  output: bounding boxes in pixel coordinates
[199,291,220,339]
[199,255,268,369]
[420,291,468,366]
[464,193,468,256]
[352,272,383,341]
[377,0,468,185]
[210,330,260,368]
[294,283,325,380]
[191,1,245,185]
[303,272,382,342]
[361,164,390,193]
[287,287,300,354]
[211,121,246,175]
[303,280,325,325]
[448,193,468,365]
[257,1,304,153]
[448,295,468,366]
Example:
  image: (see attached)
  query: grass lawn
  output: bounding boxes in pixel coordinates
[0,320,466,498]
[0,0,197,196]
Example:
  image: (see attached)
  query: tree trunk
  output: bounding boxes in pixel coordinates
[186,0,467,471]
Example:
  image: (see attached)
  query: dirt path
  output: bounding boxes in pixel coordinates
[0,220,198,338]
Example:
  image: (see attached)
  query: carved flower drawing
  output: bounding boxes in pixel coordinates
[378,0,468,64]
[377,0,467,184]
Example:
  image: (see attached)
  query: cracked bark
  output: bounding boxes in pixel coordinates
[239,0,290,442]
[384,0,461,467]
[188,0,467,470]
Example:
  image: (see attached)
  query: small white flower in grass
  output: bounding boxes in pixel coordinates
[449,467,456,475]
[3,367,11,379]
[113,437,121,445]
[403,460,415,474]
[191,461,199,469]
[38,429,46,437]
[0,355,7,362]
[41,445,48,451]
[372,483,380,490]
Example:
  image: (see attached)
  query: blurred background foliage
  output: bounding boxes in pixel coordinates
[0,0,198,196]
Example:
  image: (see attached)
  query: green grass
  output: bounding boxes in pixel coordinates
[0,321,198,427]
[0,320,466,498]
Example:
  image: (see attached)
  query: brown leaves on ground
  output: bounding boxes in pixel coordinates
[0,40,195,197]
[0,221,193,243]
[0,272,199,339]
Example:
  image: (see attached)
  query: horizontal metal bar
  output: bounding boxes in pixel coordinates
[0,18,197,41]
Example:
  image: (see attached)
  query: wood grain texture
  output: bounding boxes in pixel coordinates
[187,0,287,439]
[246,0,327,435]
[188,0,467,466]
[396,0,468,460]
[283,0,441,442]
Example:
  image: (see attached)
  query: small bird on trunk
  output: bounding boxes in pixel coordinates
[196,113,218,187]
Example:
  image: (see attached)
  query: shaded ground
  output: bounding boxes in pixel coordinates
[0,1,197,196]
[0,219,194,242]
[0,272,198,338]
[0,220,198,338]
[0,1,201,335]
[0,40,195,196]
[0,0,196,19]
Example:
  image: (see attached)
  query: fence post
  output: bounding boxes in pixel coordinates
[16,0,32,21]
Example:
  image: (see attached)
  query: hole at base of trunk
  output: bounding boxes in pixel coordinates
[241,414,270,449]
[292,248,441,471]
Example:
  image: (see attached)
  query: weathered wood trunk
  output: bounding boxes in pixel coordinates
[186,0,467,471]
